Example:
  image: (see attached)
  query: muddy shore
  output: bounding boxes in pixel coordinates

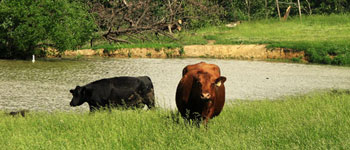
[55,44,306,62]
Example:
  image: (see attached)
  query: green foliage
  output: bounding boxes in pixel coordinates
[310,0,349,14]
[1,91,350,149]
[0,0,95,59]
[291,56,303,63]
[217,0,350,21]
[182,0,224,28]
[178,47,185,56]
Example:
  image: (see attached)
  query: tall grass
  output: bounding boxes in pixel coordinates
[1,90,350,149]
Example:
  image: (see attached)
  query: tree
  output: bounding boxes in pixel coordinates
[0,0,96,59]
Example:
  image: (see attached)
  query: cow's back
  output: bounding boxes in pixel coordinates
[86,77,142,102]
[182,62,221,77]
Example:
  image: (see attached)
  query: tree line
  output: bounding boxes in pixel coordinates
[1,0,349,59]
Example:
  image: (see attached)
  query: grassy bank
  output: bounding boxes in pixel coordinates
[1,90,350,149]
[180,14,350,65]
[88,14,350,65]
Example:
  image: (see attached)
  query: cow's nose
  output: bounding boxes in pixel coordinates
[200,93,211,99]
[70,101,74,106]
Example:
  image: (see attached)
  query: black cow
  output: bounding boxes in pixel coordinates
[7,110,29,117]
[69,76,155,111]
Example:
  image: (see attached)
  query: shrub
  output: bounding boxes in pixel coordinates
[0,0,96,59]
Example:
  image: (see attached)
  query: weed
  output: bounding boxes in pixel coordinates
[75,54,82,59]
[146,52,152,57]
[127,50,132,58]
[291,56,303,63]
[165,50,174,58]
[178,47,185,56]
[155,48,161,52]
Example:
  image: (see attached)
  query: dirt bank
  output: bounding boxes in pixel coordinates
[59,44,305,61]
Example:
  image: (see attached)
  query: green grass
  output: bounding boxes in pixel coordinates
[182,14,350,44]
[1,90,350,149]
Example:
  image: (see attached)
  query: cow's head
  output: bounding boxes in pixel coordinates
[69,86,88,106]
[192,71,226,101]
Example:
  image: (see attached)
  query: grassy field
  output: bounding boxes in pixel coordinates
[1,90,350,149]
[88,14,350,65]
[181,14,350,65]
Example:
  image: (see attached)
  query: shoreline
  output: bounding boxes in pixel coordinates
[48,44,306,62]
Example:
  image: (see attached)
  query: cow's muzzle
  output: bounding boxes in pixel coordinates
[200,93,211,100]
[70,101,76,107]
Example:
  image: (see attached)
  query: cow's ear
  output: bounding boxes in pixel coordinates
[215,76,226,87]
[182,67,188,77]
[70,89,74,94]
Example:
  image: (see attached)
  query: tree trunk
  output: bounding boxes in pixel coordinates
[265,0,268,19]
[306,0,312,15]
[275,0,281,21]
[245,0,251,21]
[297,0,302,20]
[283,6,292,21]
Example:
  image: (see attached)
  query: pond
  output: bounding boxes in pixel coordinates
[1,58,350,112]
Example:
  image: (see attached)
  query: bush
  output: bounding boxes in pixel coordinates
[332,53,350,66]
[0,0,96,59]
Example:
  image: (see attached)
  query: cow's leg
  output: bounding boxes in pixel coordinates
[125,92,144,109]
[143,89,155,109]
[202,102,214,126]
[89,105,98,112]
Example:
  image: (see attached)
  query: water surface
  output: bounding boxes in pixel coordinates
[1,58,350,112]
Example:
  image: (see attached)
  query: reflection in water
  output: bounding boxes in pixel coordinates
[1,58,350,112]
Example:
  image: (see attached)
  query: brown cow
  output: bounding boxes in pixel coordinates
[176,62,226,125]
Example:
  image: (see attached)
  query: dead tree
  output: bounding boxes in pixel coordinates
[275,0,281,20]
[245,0,251,21]
[297,0,302,20]
[88,0,184,44]
[283,6,292,21]
[265,0,269,19]
[305,0,312,15]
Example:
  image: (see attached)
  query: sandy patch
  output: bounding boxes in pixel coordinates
[64,49,104,56]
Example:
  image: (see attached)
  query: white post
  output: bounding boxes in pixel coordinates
[32,55,35,63]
